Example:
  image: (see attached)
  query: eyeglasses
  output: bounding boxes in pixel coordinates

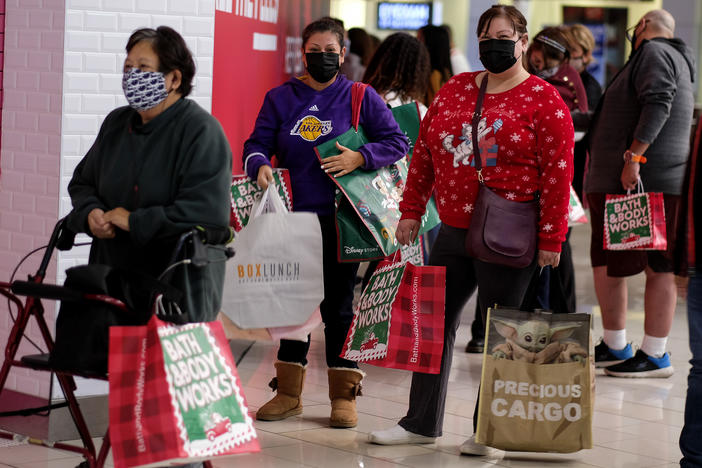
[626,19,650,42]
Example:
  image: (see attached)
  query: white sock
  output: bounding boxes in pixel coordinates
[603,329,627,350]
[641,335,668,358]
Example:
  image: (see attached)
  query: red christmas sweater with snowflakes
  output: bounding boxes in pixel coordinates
[400,71,574,253]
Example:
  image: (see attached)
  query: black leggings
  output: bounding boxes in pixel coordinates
[398,224,537,436]
[277,214,359,368]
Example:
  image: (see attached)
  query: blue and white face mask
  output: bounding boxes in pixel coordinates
[122,68,169,112]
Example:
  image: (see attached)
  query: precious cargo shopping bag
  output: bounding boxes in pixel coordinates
[316,84,440,262]
[340,260,446,374]
[604,181,666,250]
[220,186,324,329]
[476,308,593,453]
[109,315,259,468]
[230,169,293,231]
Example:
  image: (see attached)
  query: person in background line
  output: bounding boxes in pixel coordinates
[369,33,381,58]
[679,115,702,467]
[563,24,602,112]
[417,24,453,104]
[340,27,372,82]
[360,32,432,291]
[585,9,695,378]
[67,26,231,325]
[362,32,430,115]
[244,18,408,428]
[563,23,602,200]
[522,26,588,316]
[527,27,588,114]
[369,5,573,456]
[441,23,471,75]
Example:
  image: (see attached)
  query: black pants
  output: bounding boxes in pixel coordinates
[398,225,537,437]
[521,229,575,313]
[277,215,359,368]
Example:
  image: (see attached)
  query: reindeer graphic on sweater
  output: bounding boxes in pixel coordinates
[443,117,502,168]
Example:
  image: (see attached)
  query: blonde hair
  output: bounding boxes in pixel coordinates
[566,24,595,59]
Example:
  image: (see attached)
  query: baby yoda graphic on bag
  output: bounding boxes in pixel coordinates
[491,318,588,364]
[476,308,593,453]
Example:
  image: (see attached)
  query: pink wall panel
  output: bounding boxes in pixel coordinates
[0,0,63,397]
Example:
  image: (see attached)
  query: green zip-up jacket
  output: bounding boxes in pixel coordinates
[67,98,232,322]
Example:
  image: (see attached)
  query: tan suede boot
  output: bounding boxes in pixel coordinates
[256,361,306,421]
[328,367,365,428]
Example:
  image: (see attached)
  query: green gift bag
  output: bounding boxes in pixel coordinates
[316,86,440,262]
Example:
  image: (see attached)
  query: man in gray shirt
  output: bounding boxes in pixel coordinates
[584,9,695,378]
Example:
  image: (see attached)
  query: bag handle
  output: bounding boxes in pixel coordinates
[626,177,645,195]
[351,82,369,132]
[251,184,289,218]
[471,74,489,183]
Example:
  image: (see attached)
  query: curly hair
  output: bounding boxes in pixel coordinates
[362,32,431,106]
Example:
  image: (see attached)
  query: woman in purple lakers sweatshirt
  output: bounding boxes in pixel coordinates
[243,18,408,429]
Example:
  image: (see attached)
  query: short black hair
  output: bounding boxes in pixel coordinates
[302,18,345,49]
[126,26,196,97]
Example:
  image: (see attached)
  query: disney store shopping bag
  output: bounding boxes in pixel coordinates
[476,308,593,452]
[604,182,666,250]
[340,260,445,374]
[109,316,259,468]
[316,85,440,262]
[230,169,293,231]
[221,186,323,329]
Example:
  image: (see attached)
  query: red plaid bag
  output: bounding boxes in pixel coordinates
[604,187,666,251]
[340,260,445,374]
[109,315,259,468]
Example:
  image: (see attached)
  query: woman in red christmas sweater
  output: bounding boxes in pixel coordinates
[369,5,574,456]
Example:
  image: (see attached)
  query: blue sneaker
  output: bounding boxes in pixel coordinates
[594,340,633,368]
[604,349,674,378]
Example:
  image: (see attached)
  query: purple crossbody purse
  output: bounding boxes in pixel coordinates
[464,75,538,268]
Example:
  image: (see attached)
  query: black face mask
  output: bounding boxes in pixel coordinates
[479,39,519,74]
[305,52,340,83]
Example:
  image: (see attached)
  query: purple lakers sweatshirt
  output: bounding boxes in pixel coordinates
[243,74,409,215]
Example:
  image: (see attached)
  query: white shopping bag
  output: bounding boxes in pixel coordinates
[221,185,324,329]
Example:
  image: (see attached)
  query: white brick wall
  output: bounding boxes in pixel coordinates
[60,0,216,220]
[56,0,216,397]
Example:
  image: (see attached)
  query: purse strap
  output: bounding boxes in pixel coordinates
[472,74,489,183]
[351,82,368,132]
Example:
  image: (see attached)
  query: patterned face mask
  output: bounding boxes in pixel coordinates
[122,68,169,112]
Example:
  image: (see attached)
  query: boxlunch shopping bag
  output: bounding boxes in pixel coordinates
[476,308,593,452]
[230,169,293,231]
[340,260,445,374]
[220,186,324,329]
[316,83,440,262]
[109,314,259,468]
[604,180,666,250]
